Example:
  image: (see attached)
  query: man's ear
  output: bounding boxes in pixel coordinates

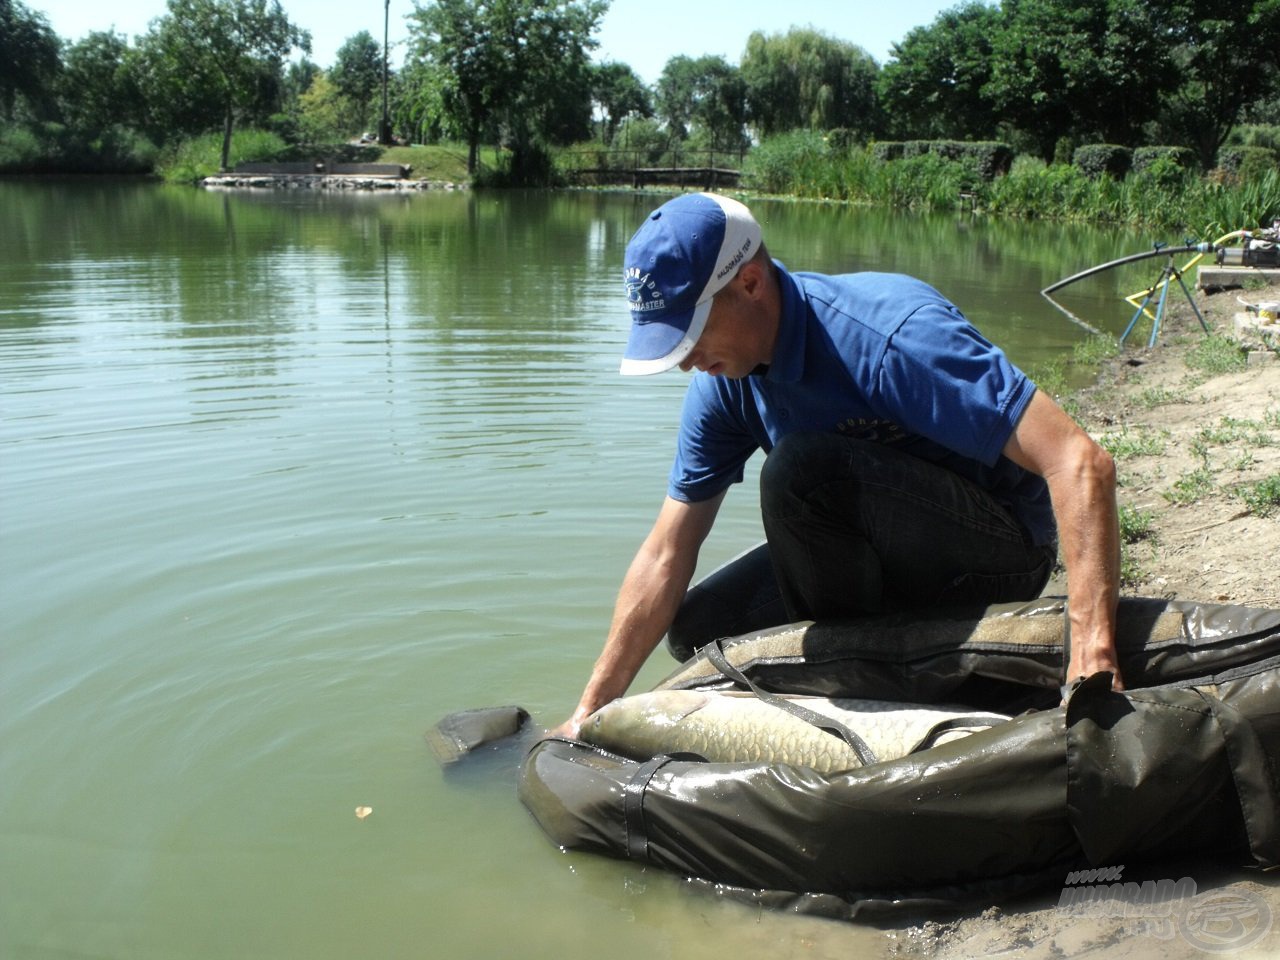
[736,259,764,300]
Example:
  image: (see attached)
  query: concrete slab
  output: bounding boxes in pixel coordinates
[1198,266,1280,289]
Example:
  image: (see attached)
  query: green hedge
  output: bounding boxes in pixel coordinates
[1217,145,1278,182]
[1073,144,1132,179]
[869,140,1013,180]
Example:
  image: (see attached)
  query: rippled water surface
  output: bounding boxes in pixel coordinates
[1,181,1150,958]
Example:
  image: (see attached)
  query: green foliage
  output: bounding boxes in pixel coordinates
[877,1,1000,140]
[1150,1,1280,170]
[404,0,604,180]
[1073,145,1133,180]
[1132,147,1194,176]
[873,140,1012,180]
[0,119,158,173]
[1236,475,1280,517]
[740,27,879,139]
[1164,465,1216,505]
[590,62,652,146]
[1185,335,1247,376]
[740,130,831,195]
[655,54,747,150]
[1100,427,1168,459]
[1227,125,1280,151]
[136,0,309,171]
[986,0,1170,160]
[1216,146,1279,183]
[1,0,61,121]
[155,127,288,182]
[296,73,350,143]
[331,31,384,133]
[1118,503,1156,543]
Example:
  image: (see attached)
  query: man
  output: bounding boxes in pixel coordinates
[555,192,1120,738]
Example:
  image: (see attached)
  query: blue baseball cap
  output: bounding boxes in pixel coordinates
[619,192,762,375]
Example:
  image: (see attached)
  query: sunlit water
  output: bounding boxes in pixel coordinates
[1,181,1152,958]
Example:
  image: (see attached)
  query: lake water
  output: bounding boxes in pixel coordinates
[1,181,1152,959]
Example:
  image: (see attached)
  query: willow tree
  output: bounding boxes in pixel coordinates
[740,27,879,140]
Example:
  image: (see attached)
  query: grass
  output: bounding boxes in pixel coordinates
[1185,334,1248,377]
[1237,474,1280,517]
[1099,427,1168,459]
[379,144,474,182]
[1164,465,1217,506]
[1118,503,1157,586]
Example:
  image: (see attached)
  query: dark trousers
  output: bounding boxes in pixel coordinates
[666,433,1056,661]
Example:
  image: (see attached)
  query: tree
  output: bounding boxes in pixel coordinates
[590,60,651,147]
[740,27,879,140]
[877,2,1000,140]
[655,55,747,150]
[1,0,61,121]
[331,30,383,133]
[1154,0,1280,169]
[404,0,606,176]
[138,0,309,170]
[58,30,142,132]
[986,0,1171,160]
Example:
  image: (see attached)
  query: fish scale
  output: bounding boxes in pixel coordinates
[583,689,1010,773]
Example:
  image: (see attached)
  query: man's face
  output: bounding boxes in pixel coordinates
[676,277,768,379]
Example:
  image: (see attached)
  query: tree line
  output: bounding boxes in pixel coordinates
[2,0,1278,180]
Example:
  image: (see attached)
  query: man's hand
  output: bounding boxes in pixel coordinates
[546,706,591,741]
[1067,634,1125,690]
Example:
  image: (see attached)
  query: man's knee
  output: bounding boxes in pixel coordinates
[760,432,849,518]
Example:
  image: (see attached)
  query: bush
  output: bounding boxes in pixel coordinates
[0,121,158,174]
[1133,146,1195,174]
[741,130,831,194]
[1216,145,1278,183]
[867,139,1012,180]
[869,141,904,162]
[1073,144,1133,179]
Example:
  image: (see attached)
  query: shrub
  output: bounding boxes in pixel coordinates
[1132,146,1195,175]
[1216,145,1278,183]
[867,139,1011,180]
[1073,144,1133,179]
[741,130,830,195]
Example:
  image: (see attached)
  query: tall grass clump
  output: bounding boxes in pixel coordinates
[741,130,837,197]
[156,129,290,183]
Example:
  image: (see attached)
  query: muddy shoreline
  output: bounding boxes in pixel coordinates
[901,281,1280,959]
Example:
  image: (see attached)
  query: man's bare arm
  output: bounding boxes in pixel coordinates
[1002,389,1122,688]
[553,491,726,738]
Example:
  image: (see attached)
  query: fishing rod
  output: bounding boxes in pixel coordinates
[1041,242,1213,296]
[1041,230,1260,344]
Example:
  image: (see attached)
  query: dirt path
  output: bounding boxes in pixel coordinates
[903,280,1280,959]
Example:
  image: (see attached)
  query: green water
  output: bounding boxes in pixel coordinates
[1,181,1150,959]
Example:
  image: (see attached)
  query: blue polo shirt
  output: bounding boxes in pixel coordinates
[668,263,1056,546]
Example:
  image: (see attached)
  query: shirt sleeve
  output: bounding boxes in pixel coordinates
[874,300,1035,466]
[667,376,759,502]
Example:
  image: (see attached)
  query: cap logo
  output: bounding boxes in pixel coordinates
[624,266,664,313]
[715,236,754,284]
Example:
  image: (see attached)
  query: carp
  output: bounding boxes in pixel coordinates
[581,689,1009,773]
